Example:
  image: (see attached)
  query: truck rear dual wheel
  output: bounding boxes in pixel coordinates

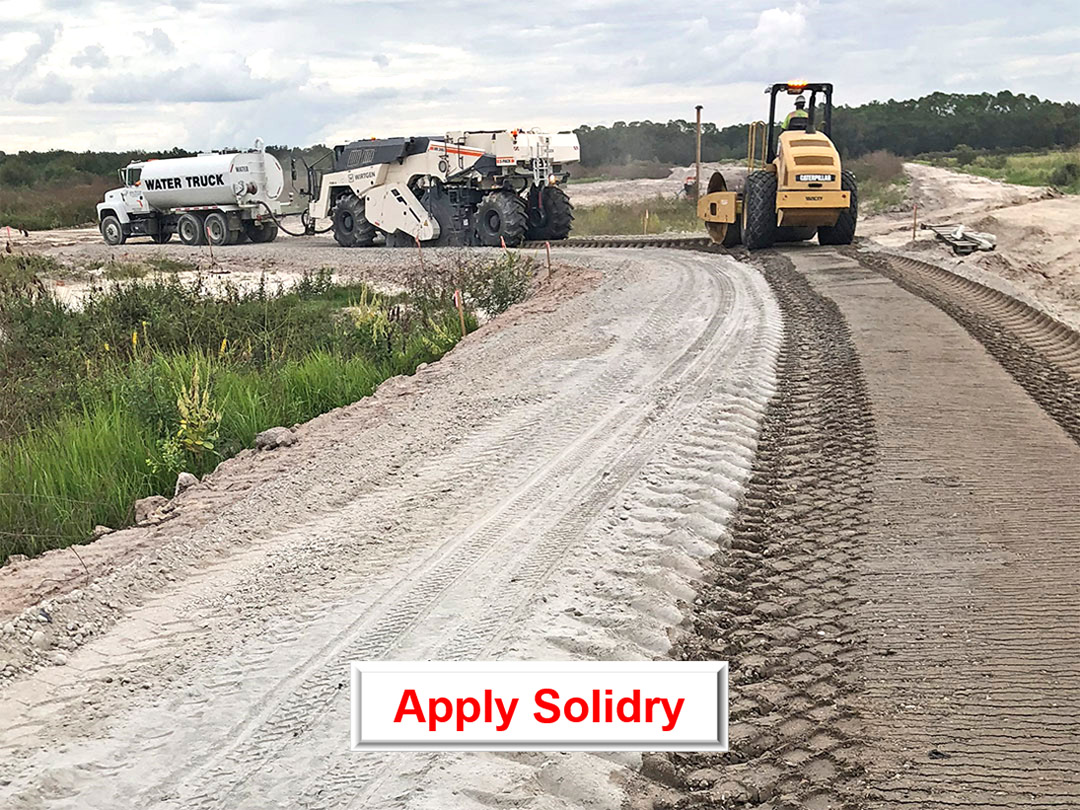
[244,220,278,243]
[525,185,574,241]
[100,216,125,246]
[817,170,858,245]
[476,191,528,247]
[204,212,234,246]
[178,213,205,246]
[741,171,778,251]
[332,194,376,247]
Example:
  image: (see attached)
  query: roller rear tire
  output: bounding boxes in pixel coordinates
[742,171,778,251]
[817,170,858,245]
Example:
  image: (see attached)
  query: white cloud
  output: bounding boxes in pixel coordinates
[14,72,73,104]
[0,1,1075,151]
[139,27,176,55]
[71,44,108,68]
[89,58,284,104]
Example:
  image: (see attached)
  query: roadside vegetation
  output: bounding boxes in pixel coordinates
[919,148,1080,194]
[0,251,534,560]
[847,150,909,214]
[567,161,672,183]
[572,196,699,236]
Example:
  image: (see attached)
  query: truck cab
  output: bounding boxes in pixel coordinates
[97,163,153,245]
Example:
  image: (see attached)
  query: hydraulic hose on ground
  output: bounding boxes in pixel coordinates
[257,201,334,237]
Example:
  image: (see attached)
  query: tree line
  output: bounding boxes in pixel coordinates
[573,91,1079,166]
[1,91,1077,189]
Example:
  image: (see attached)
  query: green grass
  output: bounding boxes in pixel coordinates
[921,149,1080,194]
[0,178,109,230]
[0,256,534,560]
[847,150,910,215]
[572,196,701,236]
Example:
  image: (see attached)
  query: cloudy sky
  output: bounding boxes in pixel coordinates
[1,0,1077,152]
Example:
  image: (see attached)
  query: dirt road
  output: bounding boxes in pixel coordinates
[3,180,1080,807]
[0,249,781,808]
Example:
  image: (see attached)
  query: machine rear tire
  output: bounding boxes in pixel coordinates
[204,212,233,246]
[525,185,574,240]
[332,194,375,247]
[477,192,528,247]
[100,216,125,246]
[177,213,205,246]
[722,216,742,248]
[742,171,778,250]
[817,170,858,245]
[245,220,278,243]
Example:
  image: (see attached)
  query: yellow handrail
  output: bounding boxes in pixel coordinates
[747,121,767,171]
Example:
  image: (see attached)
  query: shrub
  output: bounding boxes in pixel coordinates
[1048,162,1080,188]
[848,150,904,183]
[954,144,977,166]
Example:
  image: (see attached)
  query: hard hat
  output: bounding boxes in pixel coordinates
[795,95,806,108]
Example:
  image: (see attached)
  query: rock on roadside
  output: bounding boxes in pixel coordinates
[255,427,298,451]
[174,472,199,497]
[134,495,169,524]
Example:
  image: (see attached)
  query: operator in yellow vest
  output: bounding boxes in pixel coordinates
[782,95,809,130]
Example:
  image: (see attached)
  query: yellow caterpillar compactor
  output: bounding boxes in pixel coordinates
[698,81,857,250]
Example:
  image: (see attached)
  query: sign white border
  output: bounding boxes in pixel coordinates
[350,661,728,751]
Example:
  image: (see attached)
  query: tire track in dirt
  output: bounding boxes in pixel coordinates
[850,249,1080,446]
[807,247,1080,810]
[173,259,728,809]
[629,253,876,810]
[296,259,783,810]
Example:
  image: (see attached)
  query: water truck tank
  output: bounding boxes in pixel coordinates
[138,150,284,210]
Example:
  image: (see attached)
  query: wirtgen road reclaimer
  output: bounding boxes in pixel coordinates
[698,82,857,250]
[308,130,580,247]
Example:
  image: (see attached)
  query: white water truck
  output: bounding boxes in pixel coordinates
[97,139,284,246]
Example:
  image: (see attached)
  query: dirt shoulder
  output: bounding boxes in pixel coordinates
[861,163,1080,330]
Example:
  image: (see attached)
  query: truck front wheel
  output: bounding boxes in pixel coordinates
[100,216,125,246]
[178,213,205,246]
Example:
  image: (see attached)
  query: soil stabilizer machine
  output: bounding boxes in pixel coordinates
[698,82,857,250]
[307,129,579,247]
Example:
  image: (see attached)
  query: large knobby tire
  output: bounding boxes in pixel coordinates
[204,212,233,246]
[817,170,858,245]
[476,191,528,247]
[245,220,278,243]
[742,171,778,251]
[177,213,205,246]
[332,194,375,247]
[100,215,125,246]
[525,185,574,241]
[722,216,742,248]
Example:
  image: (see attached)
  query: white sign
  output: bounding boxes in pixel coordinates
[351,661,728,751]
